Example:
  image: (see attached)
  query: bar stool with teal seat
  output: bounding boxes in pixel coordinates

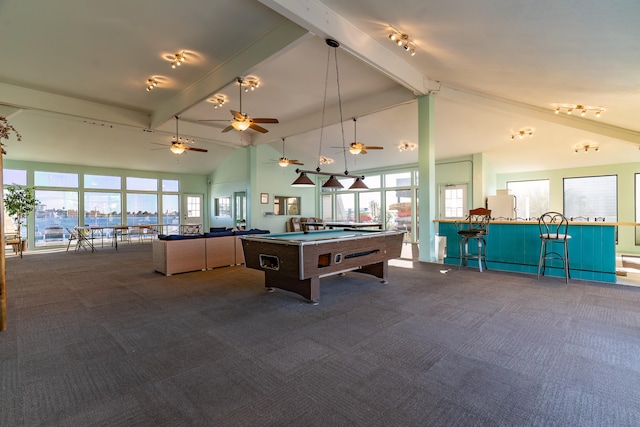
[457,207,491,272]
[537,212,571,283]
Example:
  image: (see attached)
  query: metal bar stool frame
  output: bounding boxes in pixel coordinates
[537,211,571,283]
[457,207,491,272]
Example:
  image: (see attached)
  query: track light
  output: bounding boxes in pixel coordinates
[241,76,260,92]
[398,142,417,151]
[388,26,416,56]
[573,142,599,153]
[510,128,534,140]
[145,77,158,92]
[171,51,186,69]
[207,94,227,109]
[554,104,604,118]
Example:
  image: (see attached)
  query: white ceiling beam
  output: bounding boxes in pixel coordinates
[150,19,309,130]
[0,83,150,128]
[438,85,640,145]
[259,0,430,95]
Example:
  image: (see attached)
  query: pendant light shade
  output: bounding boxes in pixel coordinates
[348,177,369,190]
[291,172,315,187]
[322,175,343,189]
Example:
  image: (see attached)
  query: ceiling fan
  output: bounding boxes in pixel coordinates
[200,76,279,133]
[269,138,303,167]
[335,118,384,155]
[151,116,208,155]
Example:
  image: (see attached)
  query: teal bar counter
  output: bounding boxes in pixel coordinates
[437,220,617,283]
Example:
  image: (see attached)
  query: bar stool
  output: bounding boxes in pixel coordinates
[457,207,491,272]
[537,212,571,283]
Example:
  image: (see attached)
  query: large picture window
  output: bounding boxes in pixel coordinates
[126,193,158,225]
[564,175,617,222]
[34,190,79,247]
[84,192,122,227]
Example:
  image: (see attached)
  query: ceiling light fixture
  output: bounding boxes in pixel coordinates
[554,104,604,118]
[145,77,159,92]
[319,156,334,165]
[291,39,368,191]
[510,128,534,140]
[388,26,416,56]
[207,94,227,109]
[171,51,186,69]
[398,142,417,151]
[573,142,599,154]
[241,76,260,92]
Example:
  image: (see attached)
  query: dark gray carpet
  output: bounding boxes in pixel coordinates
[1,244,640,426]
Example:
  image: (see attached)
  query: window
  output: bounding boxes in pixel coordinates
[506,179,549,219]
[335,193,355,221]
[359,191,381,222]
[162,179,179,192]
[441,185,466,219]
[34,171,78,188]
[385,172,411,188]
[321,194,333,221]
[3,169,27,186]
[126,193,158,225]
[162,194,180,234]
[564,175,617,222]
[126,177,157,191]
[214,197,230,217]
[34,190,79,247]
[84,174,121,189]
[84,192,122,227]
[386,189,412,233]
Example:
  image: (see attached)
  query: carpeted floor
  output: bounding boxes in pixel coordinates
[1,243,640,426]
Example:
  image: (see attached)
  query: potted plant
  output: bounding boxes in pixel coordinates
[3,184,39,256]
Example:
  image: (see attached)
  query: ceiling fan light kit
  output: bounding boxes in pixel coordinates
[199,76,278,133]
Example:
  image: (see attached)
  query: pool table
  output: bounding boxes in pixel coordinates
[239,229,405,303]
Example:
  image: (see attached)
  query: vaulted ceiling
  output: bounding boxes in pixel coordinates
[1,0,639,175]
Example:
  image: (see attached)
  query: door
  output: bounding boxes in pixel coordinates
[182,194,203,225]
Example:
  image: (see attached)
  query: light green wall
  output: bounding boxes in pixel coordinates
[497,162,640,254]
[209,148,250,229]
[209,144,317,233]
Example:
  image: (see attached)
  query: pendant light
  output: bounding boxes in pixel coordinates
[291,39,368,191]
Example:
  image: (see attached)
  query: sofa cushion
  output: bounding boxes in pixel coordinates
[158,234,203,240]
[235,229,270,235]
[209,227,229,232]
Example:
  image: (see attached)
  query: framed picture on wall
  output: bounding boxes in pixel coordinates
[260,193,269,204]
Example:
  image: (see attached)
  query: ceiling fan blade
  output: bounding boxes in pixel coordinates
[364,146,384,150]
[222,125,234,133]
[249,123,268,133]
[231,110,244,121]
[251,118,279,124]
[184,146,208,153]
[199,119,230,122]
[290,160,304,165]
